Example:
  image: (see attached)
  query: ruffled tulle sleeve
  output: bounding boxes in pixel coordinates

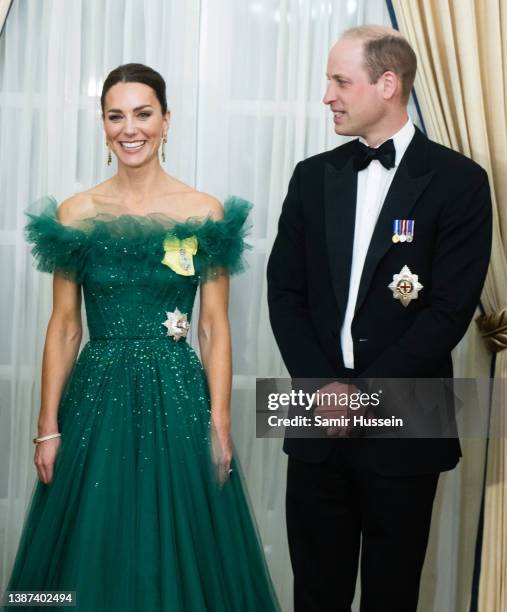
[24,195,87,283]
[196,196,253,281]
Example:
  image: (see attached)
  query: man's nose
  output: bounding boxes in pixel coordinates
[322,84,335,105]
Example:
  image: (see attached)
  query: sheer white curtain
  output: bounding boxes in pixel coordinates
[3,2,475,611]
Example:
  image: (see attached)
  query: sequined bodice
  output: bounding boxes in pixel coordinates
[83,238,199,340]
[25,195,252,341]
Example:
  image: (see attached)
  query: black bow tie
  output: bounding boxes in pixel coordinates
[353,138,396,172]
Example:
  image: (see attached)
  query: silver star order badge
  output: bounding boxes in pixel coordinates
[388,265,423,307]
[162,308,190,341]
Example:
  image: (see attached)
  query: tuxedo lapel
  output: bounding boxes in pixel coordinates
[354,129,434,316]
[324,157,357,315]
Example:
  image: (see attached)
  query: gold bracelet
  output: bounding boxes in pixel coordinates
[33,432,61,444]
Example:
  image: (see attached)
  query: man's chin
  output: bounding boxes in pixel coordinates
[334,123,353,136]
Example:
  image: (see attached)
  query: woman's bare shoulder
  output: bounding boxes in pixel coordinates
[56,192,96,225]
[162,175,223,221]
[57,180,117,224]
[183,191,224,222]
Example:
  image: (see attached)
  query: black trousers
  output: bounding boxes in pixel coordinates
[286,445,439,612]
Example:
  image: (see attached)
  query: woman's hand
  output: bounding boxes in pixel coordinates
[34,437,61,484]
[211,416,233,487]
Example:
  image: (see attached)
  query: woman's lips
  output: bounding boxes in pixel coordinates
[119,140,146,153]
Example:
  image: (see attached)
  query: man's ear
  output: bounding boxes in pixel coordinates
[380,71,401,101]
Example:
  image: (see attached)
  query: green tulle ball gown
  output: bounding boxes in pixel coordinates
[2,195,280,612]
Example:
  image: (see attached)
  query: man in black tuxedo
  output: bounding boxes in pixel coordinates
[267,25,492,612]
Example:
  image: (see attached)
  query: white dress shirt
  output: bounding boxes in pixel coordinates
[340,118,416,369]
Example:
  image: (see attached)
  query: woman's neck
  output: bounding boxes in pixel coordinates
[112,158,169,203]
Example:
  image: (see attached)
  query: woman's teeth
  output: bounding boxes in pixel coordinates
[120,141,146,150]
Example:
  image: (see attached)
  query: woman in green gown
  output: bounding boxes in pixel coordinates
[2,63,279,612]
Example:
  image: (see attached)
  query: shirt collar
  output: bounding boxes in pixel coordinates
[359,118,415,168]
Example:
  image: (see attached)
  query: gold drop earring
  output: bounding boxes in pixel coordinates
[106,141,112,166]
[161,133,167,163]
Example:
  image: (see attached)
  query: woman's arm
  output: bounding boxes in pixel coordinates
[35,272,82,484]
[198,273,233,478]
[37,274,82,437]
[35,199,83,484]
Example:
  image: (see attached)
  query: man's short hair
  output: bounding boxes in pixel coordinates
[341,25,417,103]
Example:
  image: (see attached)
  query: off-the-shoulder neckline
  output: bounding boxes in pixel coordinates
[43,195,246,232]
[60,209,217,231]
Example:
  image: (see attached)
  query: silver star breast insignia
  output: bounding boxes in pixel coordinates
[162,308,190,341]
[388,265,423,307]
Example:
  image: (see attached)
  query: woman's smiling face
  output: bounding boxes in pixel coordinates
[103,81,170,168]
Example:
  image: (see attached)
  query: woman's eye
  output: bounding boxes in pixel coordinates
[107,112,151,120]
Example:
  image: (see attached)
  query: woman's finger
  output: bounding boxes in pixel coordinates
[34,456,43,482]
[38,465,47,484]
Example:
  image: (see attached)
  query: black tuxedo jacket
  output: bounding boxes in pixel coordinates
[266,127,492,475]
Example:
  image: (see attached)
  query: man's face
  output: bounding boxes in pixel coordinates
[323,37,386,138]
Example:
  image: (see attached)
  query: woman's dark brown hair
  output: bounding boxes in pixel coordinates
[101,63,168,116]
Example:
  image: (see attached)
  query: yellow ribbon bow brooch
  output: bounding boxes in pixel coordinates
[161,235,198,276]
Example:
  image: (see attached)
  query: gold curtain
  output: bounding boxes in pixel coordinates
[391,1,506,611]
[0,0,12,36]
